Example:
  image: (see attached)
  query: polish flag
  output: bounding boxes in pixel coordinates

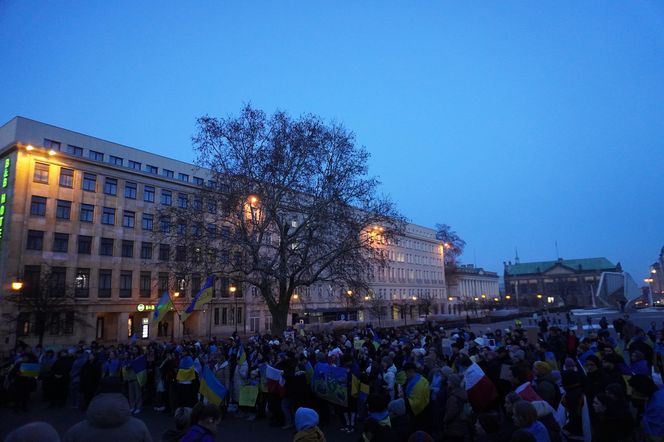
[464,362,498,412]
[266,365,287,396]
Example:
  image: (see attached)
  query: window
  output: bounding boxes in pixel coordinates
[64,312,75,334]
[237,307,242,324]
[82,173,97,192]
[194,177,204,186]
[140,241,153,259]
[50,267,67,293]
[33,162,49,183]
[56,199,71,220]
[121,240,134,258]
[79,203,94,222]
[110,155,123,166]
[98,270,112,298]
[78,235,92,254]
[161,190,172,205]
[175,246,186,262]
[101,207,115,225]
[221,226,231,239]
[146,164,158,174]
[30,196,47,216]
[44,139,61,151]
[159,217,170,233]
[99,238,114,256]
[50,313,61,335]
[158,273,169,292]
[178,173,189,182]
[17,313,30,336]
[207,223,216,238]
[214,308,219,325]
[162,169,174,178]
[104,177,117,195]
[75,268,90,297]
[221,307,228,325]
[128,160,141,170]
[26,230,44,250]
[122,210,135,228]
[59,168,74,187]
[192,222,202,237]
[142,213,153,231]
[66,144,82,156]
[191,275,201,297]
[89,150,104,161]
[177,193,188,208]
[143,185,155,202]
[176,220,186,235]
[53,232,69,252]
[120,271,132,297]
[124,182,137,199]
[207,200,217,214]
[140,272,151,298]
[193,198,202,210]
[159,244,170,261]
[24,265,41,297]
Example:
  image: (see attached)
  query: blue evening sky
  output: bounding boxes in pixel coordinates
[1,2,663,280]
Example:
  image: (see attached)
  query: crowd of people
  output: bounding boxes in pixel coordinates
[2,312,664,442]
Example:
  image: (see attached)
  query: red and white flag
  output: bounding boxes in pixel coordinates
[266,365,286,396]
[464,362,498,412]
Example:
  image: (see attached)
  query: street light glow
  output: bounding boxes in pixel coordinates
[173,291,180,297]
[11,280,23,291]
[48,149,57,156]
[505,295,511,300]
[292,293,299,300]
[26,145,34,151]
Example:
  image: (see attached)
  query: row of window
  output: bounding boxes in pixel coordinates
[22,265,242,299]
[43,138,206,185]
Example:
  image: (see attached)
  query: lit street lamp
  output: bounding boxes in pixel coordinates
[230,285,238,333]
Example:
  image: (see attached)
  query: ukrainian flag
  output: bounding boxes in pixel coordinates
[350,363,361,398]
[19,362,40,378]
[304,360,314,385]
[199,364,227,406]
[131,355,148,387]
[176,356,196,382]
[153,292,174,323]
[404,373,430,416]
[181,276,215,321]
[237,344,247,365]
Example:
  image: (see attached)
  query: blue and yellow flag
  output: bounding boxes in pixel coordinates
[237,344,247,365]
[199,364,227,406]
[131,355,148,387]
[176,356,196,382]
[181,276,215,321]
[19,362,40,378]
[404,373,430,416]
[153,292,174,323]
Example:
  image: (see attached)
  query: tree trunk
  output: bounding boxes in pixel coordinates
[269,303,290,337]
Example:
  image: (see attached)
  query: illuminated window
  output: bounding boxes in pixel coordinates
[75,268,90,297]
[33,162,49,184]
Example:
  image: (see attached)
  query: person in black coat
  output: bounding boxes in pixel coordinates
[79,351,102,410]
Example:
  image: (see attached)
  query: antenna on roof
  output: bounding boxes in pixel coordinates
[555,240,560,260]
[515,247,520,264]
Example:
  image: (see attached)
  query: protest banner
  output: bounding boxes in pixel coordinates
[312,362,348,407]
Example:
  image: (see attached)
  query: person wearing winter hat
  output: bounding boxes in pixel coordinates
[293,407,326,442]
[532,361,560,409]
[5,422,60,442]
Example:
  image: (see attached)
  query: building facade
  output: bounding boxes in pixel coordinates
[503,257,621,307]
[445,264,500,314]
[648,246,664,302]
[0,117,447,350]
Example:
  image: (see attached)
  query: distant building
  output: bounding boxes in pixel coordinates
[648,246,664,302]
[504,257,621,307]
[446,264,500,315]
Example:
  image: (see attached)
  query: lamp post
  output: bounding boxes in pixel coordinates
[346,290,352,321]
[230,285,237,333]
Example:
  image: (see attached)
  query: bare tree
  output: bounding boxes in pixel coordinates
[3,266,90,347]
[174,105,406,335]
[435,223,466,267]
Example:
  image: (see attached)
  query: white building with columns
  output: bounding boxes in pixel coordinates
[445,264,500,314]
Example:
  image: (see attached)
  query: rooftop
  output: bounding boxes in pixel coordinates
[505,257,618,276]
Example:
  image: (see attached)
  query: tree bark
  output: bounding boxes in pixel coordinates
[269,303,290,337]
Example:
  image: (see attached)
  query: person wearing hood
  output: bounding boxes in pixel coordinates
[5,421,60,442]
[381,356,397,400]
[63,381,152,442]
[590,393,635,442]
[293,407,326,442]
[443,373,470,442]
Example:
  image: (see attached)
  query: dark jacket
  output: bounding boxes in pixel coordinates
[178,424,215,442]
[443,385,469,438]
[63,393,152,442]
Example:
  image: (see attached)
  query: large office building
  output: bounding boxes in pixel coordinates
[445,264,500,314]
[0,117,447,350]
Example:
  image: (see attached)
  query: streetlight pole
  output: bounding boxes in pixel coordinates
[346,290,352,321]
[230,285,237,334]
